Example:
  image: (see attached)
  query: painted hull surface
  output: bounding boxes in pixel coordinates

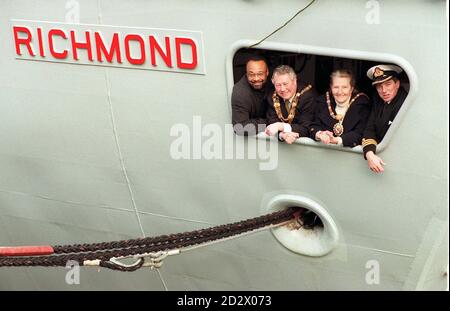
[0,0,447,290]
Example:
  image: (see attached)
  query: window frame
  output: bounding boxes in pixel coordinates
[226,40,418,154]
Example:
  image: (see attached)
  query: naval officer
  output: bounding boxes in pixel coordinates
[362,64,408,173]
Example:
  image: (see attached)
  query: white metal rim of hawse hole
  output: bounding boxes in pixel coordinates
[264,194,339,257]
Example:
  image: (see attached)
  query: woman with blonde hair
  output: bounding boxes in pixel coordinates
[310,69,371,147]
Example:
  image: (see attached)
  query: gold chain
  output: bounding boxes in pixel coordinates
[327,92,367,137]
[326,92,366,122]
[273,84,312,124]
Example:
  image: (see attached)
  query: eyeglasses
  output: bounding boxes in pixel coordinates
[247,72,266,79]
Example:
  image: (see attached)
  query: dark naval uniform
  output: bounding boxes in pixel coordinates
[309,92,371,147]
[266,82,316,137]
[231,75,273,135]
[362,87,408,157]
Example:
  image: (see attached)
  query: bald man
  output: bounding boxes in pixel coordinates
[231,55,272,135]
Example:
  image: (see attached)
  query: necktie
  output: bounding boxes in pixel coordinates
[285,100,291,111]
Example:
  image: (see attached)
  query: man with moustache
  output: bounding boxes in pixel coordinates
[231,55,272,135]
[265,65,316,144]
[362,64,408,173]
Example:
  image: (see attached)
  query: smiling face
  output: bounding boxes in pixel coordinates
[330,76,354,104]
[375,78,401,103]
[246,60,269,90]
[272,73,297,100]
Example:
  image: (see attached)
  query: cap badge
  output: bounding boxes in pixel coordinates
[374,67,384,78]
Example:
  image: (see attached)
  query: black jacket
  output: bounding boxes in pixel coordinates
[310,92,371,147]
[362,87,408,156]
[231,76,273,135]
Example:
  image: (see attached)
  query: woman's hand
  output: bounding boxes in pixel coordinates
[280,132,299,144]
[329,136,343,145]
[316,130,334,144]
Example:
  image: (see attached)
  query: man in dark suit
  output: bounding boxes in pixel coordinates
[231,55,272,135]
[362,64,408,173]
[265,65,315,144]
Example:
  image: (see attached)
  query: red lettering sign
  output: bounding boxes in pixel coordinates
[48,29,68,59]
[13,26,35,56]
[150,36,172,68]
[11,21,204,74]
[71,30,93,61]
[175,37,198,69]
[95,32,122,63]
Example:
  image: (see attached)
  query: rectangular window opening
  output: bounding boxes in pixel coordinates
[230,46,411,153]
